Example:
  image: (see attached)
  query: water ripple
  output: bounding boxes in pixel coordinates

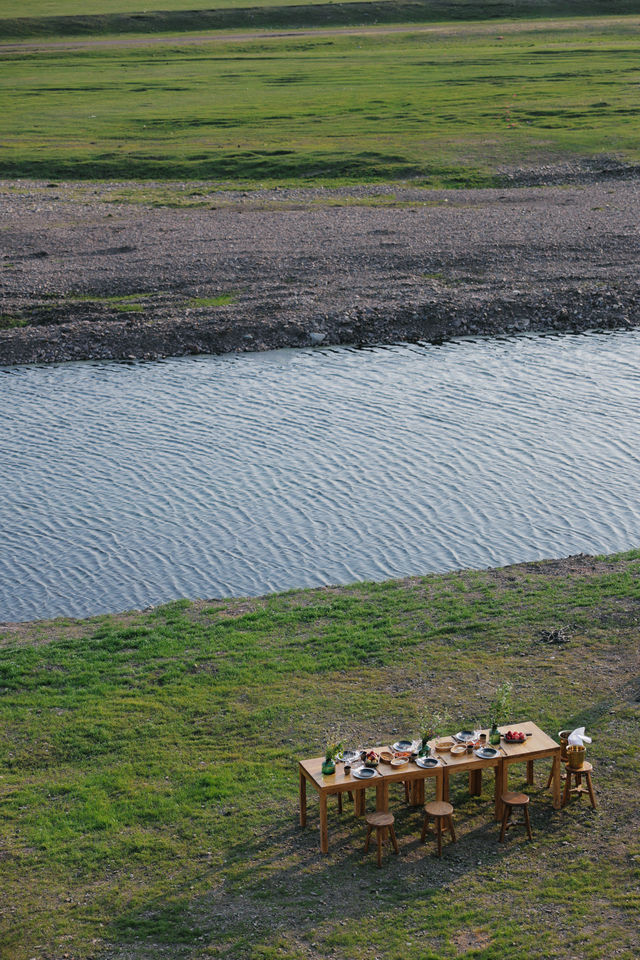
[2,330,640,621]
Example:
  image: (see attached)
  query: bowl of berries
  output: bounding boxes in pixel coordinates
[504,730,526,744]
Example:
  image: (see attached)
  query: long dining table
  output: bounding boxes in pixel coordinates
[299,721,561,853]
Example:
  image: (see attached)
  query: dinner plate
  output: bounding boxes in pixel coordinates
[352,766,377,779]
[392,740,414,753]
[415,756,439,768]
[337,749,360,763]
[474,746,498,759]
[454,730,478,742]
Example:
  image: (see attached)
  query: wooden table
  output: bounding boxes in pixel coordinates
[494,720,562,812]
[432,722,562,819]
[299,748,443,854]
[299,723,561,853]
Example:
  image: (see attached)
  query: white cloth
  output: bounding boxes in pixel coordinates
[568,726,592,747]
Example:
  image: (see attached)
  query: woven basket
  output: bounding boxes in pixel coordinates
[567,744,586,769]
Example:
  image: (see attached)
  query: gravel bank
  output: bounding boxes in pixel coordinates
[1,171,639,365]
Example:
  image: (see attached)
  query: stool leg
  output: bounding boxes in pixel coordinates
[376,828,382,868]
[421,813,429,843]
[436,816,442,857]
[364,824,372,853]
[523,804,533,841]
[562,772,572,807]
[448,814,456,843]
[499,804,510,842]
[337,792,343,814]
[389,823,399,854]
[586,772,597,809]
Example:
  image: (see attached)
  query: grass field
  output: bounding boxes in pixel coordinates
[0,549,639,959]
[1,16,639,185]
[2,1,638,40]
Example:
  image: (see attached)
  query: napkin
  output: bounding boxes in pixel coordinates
[567,726,592,747]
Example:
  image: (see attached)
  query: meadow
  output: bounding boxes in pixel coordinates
[0,550,639,959]
[1,16,639,186]
[2,0,637,40]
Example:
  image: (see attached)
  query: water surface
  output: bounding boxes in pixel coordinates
[2,331,640,621]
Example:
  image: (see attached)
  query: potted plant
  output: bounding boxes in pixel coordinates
[417,709,451,756]
[488,681,513,744]
[321,727,344,775]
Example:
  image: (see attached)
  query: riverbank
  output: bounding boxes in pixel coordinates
[0,548,639,959]
[2,170,639,365]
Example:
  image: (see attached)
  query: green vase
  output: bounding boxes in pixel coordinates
[420,738,431,757]
[490,724,501,745]
[321,759,335,775]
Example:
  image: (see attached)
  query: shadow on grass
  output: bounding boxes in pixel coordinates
[0,152,498,189]
[107,770,566,956]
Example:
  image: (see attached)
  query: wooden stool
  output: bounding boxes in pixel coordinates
[364,812,399,867]
[499,792,532,841]
[421,800,456,857]
[562,761,597,809]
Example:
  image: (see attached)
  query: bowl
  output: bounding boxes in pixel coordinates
[450,744,466,756]
[391,757,408,768]
[435,738,454,752]
[379,750,394,764]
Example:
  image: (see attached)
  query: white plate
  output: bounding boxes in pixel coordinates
[392,740,414,753]
[474,746,498,759]
[337,749,360,763]
[454,730,478,742]
[415,756,439,769]
[352,766,377,779]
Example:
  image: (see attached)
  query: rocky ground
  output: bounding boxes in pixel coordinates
[1,164,639,365]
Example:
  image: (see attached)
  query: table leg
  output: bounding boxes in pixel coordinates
[436,768,444,802]
[319,794,329,854]
[495,761,508,821]
[376,780,389,814]
[299,769,307,827]
[469,770,482,796]
[527,760,534,785]
[409,779,424,807]
[354,787,366,817]
[552,752,562,810]
[442,769,450,803]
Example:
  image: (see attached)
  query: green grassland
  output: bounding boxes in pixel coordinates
[2,1,638,41]
[1,550,639,959]
[1,16,639,186]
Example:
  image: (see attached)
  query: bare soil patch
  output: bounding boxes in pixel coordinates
[1,170,639,365]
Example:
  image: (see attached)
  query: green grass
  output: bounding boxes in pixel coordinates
[1,16,639,185]
[2,0,638,40]
[0,314,27,329]
[188,293,237,307]
[1,549,639,958]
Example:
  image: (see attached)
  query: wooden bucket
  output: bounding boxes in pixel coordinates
[558,730,571,762]
[567,745,586,769]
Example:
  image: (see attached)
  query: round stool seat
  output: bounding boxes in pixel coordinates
[365,811,395,828]
[565,761,592,774]
[364,811,398,866]
[502,791,529,806]
[425,800,453,818]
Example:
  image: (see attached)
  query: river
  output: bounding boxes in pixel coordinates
[2,330,639,622]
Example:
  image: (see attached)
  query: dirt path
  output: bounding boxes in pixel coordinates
[1,171,639,365]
